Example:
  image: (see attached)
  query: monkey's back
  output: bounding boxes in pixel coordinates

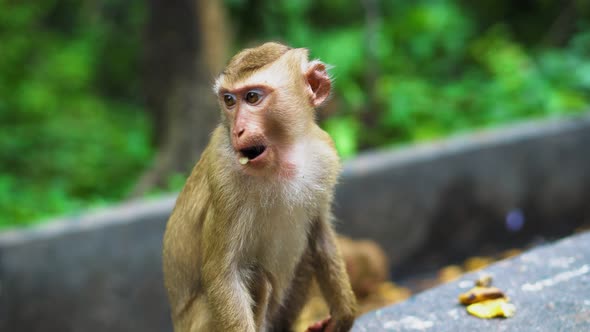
[162,139,215,329]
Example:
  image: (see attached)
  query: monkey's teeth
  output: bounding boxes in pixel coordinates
[239,157,249,165]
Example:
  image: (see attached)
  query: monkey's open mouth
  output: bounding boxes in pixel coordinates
[239,145,267,161]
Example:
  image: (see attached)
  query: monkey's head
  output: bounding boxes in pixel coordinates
[214,42,332,176]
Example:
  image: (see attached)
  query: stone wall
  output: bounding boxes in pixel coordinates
[335,115,590,272]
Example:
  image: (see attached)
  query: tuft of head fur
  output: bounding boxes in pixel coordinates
[221,42,292,85]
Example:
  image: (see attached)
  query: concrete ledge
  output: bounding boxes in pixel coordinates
[353,231,590,331]
[1,114,589,331]
[0,197,178,332]
[0,196,177,246]
[336,114,590,270]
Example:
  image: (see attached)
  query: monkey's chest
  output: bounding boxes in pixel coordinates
[246,206,311,296]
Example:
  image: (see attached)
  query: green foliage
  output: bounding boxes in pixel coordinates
[2,0,590,227]
[226,0,590,157]
[0,0,150,227]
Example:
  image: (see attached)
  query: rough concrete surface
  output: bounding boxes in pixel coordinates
[0,115,589,331]
[335,114,590,269]
[0,198,176,332]
[353,231,590,332]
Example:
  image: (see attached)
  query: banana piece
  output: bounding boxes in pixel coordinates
[458,286,506,305]
[466,298,516,318]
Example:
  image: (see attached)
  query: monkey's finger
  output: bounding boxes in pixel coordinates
[324,319,337,332]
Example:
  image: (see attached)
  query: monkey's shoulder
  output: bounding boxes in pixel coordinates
[300,130,341,183]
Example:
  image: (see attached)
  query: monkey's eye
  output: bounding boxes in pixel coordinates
[245,91,261,105]
[223,94,236,108]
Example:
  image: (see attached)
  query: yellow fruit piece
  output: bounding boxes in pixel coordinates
[501,249,522,259]
[439,265,463,283]
[458,286,505,305]
[466,298,516,319]
[464,256,494,271]
[475,274,493,287]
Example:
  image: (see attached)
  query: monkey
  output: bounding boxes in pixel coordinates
[337,236,389,300]
[162,42,357,332]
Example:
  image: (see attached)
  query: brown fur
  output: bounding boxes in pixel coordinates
[222,42,292,84]
[163,42,356,332]
[338,237,389,299]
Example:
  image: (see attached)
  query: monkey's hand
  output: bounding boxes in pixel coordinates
[305,317,332,332]
[305,316,354,332]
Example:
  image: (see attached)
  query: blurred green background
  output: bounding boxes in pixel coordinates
[1,0,589,227]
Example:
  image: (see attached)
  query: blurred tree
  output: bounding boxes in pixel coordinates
[132,0,230,195]
[459,0,586,46]
[0,0,151,226]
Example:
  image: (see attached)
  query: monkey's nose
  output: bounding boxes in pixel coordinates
[235,127,245,138]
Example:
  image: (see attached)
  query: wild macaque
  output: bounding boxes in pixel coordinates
[337,236,389,300]
[162,42,357,332]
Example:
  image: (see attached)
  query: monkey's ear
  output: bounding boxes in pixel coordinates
[305,61,331,108]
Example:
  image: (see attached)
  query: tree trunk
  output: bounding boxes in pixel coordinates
[133,0,229,196]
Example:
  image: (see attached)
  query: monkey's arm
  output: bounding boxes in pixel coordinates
[164,141,256,332]
[201,265,257,331]
[200,214,257,332]
[310,213,357,332]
